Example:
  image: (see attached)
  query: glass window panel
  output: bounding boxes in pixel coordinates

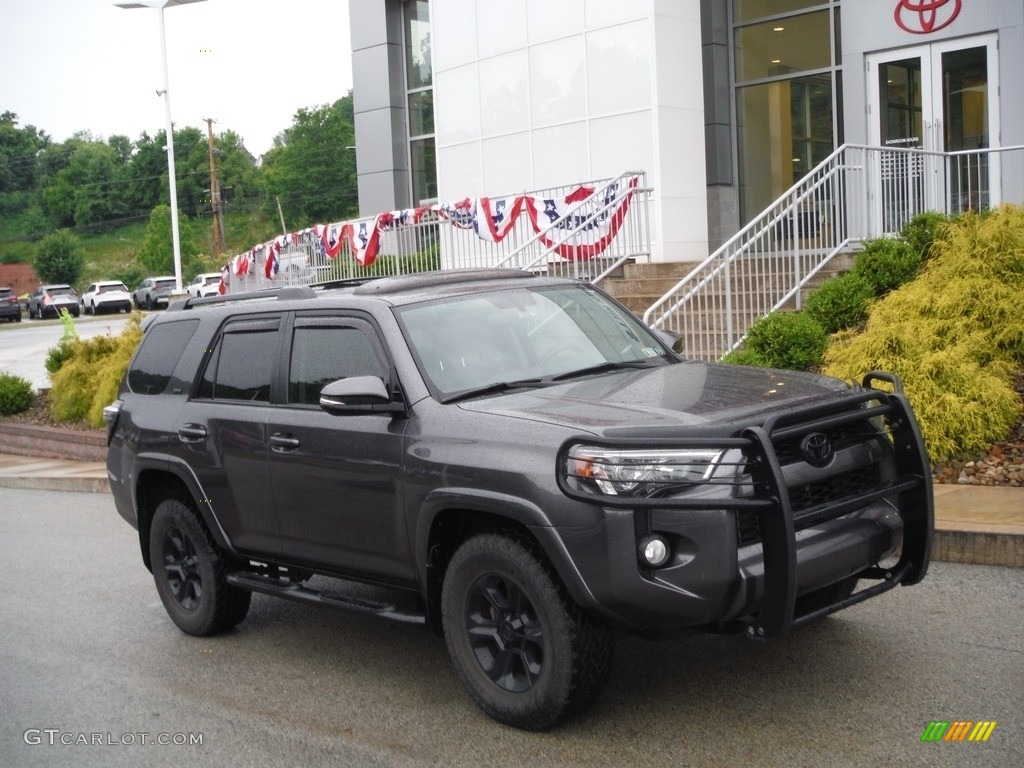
[737,76,833,219]
[942,47,987,150]
[408,90,434,138]
[734,10,830,82]
[288,327,383,405]
[127,319,199,396]
[411,138,437,205]
[212,330,276,402]
[878,59,922,146]
[404,0,432,89]
[734,0,825,22]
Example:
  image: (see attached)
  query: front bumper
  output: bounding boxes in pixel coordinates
[554,376,933,638]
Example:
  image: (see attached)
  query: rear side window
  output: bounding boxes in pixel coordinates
[196,318,280,402]
[128,319,200,395]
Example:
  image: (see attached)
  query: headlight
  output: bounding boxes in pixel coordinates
[564,444,725,498]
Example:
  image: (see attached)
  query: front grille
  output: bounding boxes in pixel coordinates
[736,415,892,547]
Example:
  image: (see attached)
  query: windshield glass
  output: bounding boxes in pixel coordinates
[156,280,176,289]
[396,283,671,399]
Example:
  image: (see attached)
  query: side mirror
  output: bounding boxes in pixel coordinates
[319,376,403,415]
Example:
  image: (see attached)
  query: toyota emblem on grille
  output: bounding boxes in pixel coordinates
[800,432,834,467]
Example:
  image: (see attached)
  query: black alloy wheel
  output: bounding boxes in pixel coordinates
[442,533,611,730]
[149,499,251,636]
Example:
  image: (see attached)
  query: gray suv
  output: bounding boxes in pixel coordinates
[105,270,933,729]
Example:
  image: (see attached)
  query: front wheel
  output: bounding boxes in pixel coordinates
[441,533,612,730]
[149,499,251,636]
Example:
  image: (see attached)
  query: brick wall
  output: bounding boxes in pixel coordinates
[0,263,40,297]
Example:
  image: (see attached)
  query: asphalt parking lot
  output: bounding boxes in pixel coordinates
[2,487,1021,767]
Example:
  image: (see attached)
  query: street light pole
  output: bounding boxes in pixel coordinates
[115,0,207,293]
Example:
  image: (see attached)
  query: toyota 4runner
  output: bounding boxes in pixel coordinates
[105,269,933,730]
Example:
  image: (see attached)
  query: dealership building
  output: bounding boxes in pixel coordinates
[348,0,1023,264]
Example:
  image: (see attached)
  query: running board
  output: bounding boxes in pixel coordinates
[226,572,427,626]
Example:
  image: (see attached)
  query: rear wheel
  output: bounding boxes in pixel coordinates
[441,533,612,730]
[149,499,251,636]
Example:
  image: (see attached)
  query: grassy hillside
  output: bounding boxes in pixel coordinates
[2,207,282,290]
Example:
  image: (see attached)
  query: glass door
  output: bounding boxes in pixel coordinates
[867,35,999,228]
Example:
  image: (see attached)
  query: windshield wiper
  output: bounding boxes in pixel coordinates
[440,378,551,404]
[547,359,661,382]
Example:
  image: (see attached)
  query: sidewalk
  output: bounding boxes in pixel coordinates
[1,452,1021,567]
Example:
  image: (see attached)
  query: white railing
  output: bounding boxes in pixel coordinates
[644,144,1024,360]
[223,172,652,294]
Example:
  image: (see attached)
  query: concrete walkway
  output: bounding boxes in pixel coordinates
[1,452,1021,567]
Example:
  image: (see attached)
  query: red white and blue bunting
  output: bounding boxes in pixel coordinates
[218,175,639,290]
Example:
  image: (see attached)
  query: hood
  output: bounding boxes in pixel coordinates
[455,361,854,437]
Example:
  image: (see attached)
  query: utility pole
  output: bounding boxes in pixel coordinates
[203,117,225,256]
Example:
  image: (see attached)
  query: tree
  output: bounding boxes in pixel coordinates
[138,204,205,279]
[262,94,357,228]
[0,112,50,213]
[35,229,85,285]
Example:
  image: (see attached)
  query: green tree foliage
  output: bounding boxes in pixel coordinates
[138,205,204,279]
[262,94,357,228]
[35,229,85,284]
[0,112,50,213]
[824,205,1024,459]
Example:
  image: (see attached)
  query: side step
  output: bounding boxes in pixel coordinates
[226,572,427,626]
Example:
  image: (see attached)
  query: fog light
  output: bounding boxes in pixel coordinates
[639,536,670,567]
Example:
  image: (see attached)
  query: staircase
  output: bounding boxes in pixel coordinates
[603,254,855,322]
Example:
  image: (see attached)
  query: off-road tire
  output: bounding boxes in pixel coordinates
[149,498,251,636]
[442,533,612,730]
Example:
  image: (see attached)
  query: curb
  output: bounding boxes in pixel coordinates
[0,475,110,494]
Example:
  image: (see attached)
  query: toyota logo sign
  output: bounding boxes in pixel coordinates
[894,0,962,35]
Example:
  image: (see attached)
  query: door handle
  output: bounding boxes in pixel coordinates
[177,424,208,443]
[270,432,301,452]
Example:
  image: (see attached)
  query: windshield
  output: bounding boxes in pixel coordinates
[156,280,176,289]
[396,283,671,400]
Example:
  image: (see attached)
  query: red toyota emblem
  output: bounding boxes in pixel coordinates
[894,0,962,34]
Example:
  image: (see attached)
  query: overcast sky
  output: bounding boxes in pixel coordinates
[1,0,353,157]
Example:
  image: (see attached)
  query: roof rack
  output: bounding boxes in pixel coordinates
[168,286,317,311]
[352,269,534,295]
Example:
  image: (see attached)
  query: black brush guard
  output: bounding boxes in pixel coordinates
[557,371,934,641]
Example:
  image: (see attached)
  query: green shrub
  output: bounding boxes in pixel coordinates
[720,346,762,366]
[824,205,1024,459]
[0,372,35,416]
[45,339,76,377]
[852,236,921,296]
[900,211,948,261]
[741,311,828,371]
[50,319,143,426]
[805,273,874,334]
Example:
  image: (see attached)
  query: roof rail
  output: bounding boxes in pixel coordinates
[308,277,383,292]
[168,286,317,311]
[352,268,534,295]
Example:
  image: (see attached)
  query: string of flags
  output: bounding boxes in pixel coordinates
[219,175,640,293]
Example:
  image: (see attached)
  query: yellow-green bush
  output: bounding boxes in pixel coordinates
[50,318,143,427]
[824,206,1024,459]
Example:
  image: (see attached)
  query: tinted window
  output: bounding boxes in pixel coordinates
[197,321,279,402]
[128,319,200,395]
[288,325,384,405]
[0,289,13,298]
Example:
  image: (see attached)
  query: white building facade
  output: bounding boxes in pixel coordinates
[349,0,1024,262]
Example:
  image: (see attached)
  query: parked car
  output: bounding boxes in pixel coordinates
[187,272,223,299]
[133,276,177,310]
[0,286,21,322]
[82,280,132,315]
[106,270,933,730]
[28,284,80,319]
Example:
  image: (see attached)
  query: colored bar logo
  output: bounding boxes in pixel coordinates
[921,721,997,742]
